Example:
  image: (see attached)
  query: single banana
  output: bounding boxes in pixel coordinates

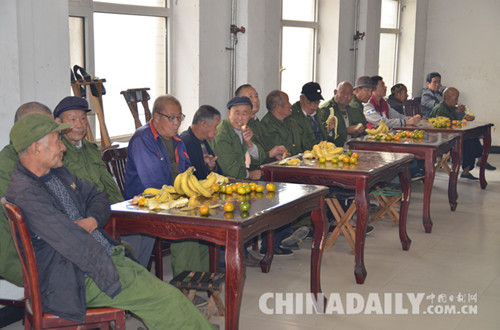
[213,173,229,184]
[325,107,339,139]
[161,185,177,194]
[181,168,197,197]
[188,195,201,207]
[173,172,185,195]
[200,172,217,189]
[188,173,212,198]
[143,187,162,196]
[331,147,344,155]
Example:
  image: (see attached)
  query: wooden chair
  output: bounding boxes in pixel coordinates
[169,271,225,319]
[403,97,422,117]
[370,186,401,225]
[323,193,356,252]
[101,147,169,280]
[120,88,152,129]
[1,198,125,330]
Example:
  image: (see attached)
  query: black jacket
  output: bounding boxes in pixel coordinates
[6,163,121,322]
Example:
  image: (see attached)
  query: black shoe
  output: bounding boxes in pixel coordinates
[476,161,496,171]
[461,172,478,180]
[259,246,294,256]
[352,224,374,235]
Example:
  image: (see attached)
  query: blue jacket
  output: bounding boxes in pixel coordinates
[125,120,192,199]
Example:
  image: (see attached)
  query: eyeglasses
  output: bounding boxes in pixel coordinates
[156,112,186,122]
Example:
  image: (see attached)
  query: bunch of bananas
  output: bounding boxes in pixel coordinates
[428,116,450,128]
[303,141,344,160]
[365,121,389,135]
[174,167,218,198]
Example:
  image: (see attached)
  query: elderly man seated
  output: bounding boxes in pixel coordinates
[5,113,214,329]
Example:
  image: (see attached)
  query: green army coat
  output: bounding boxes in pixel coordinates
[261,112,304,155]
[319,97,367,147]
[0,144,23,286]
[429,101,460,120]
[290,101,330,151]
[210,118,265,179]
[62,137,123,204]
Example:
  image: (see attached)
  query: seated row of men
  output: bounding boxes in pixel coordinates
[0,73,493,326]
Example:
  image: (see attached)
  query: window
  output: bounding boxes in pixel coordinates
[378,0,400,89]
[280,0,318,100]
[69,0,170,139]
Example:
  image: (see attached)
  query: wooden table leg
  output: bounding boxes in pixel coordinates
[310,197,326,299]
[449,139,460,211]
[398,167,411,251]
[354,179,368,284]
[479,126,492,189]
[225,229,245,330]
[422,150,435,233]
[260,230,274,273]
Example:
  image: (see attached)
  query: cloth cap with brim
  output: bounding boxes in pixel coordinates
[53,96,91,118]
[354,76,376,90]
[10,113,72,152]
[301,82,324,101]
[227,96,252,110]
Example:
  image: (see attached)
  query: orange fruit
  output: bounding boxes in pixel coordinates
[352,152,359,159]
[350,157,358,164]
[319,157,326,164]
[225,185,233,194]
[266,183,276,192]
[219,184,227,194]
[211,183,220,192]
[343,156,350,163]
[236,182,243,186]
[243,184,252,194]
[240,201,250,211]
[249,182,257,190]
[223,202,235,212]
[231,183,238,191]
[237,186,246,195]
[255,184,265,193]
[199,205,210,216]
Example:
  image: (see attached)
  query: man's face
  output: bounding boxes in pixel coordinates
[202,116,221,141]
[153,102,183,138]
[58,109,88,145]
[334,84,354,108]
[227,104,252,130]
[277,92,292,118]
[427,77,441,92]
[239,86,260,117]
[354,87,373,103]
[300,95,321,115]
[445,91,459,107]
[38,132,66,169]
[395,88,409,103]
[373,80,387,98]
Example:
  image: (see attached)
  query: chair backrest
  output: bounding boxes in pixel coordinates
[1,197,44,329]
[101,147,127,198]
[403,97,422,117]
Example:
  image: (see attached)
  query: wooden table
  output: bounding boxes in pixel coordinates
[262,151,413,284]
[106,182,328,330]
[396,120,494,189]
[349,132,460,233]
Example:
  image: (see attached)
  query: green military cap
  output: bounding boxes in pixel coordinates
[10,113,72,152]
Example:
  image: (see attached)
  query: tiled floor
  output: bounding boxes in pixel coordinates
[4,154,500,329]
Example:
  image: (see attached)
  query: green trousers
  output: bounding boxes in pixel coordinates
[170,239,210,278]
[85,246,214,330]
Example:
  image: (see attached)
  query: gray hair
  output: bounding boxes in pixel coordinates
[192,105,221,125]
[266,90,284,112]
[152,95,182,115]
[14,102,52,123]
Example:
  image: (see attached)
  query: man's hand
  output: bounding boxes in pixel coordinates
[406,114,421,126]
[248,169,263,180]
[241,125,254,148]
[464,114,475,121]
[203,154,218,170]
[347,123,365,135]
[456,103,466,113]
[75,217,98,234]
[269,145,288,160]
[327,117,337,132]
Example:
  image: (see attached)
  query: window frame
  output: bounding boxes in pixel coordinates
[378,0,402,87]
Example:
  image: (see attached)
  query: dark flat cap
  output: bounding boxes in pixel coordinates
[53,96,91,118]
[227,96,252,110]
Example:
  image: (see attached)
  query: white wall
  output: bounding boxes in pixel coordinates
[423,0,500,143]
[0,0,69,146]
